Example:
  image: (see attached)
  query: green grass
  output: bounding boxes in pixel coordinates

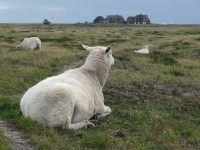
[149,51,178,65]
[0,130,12,150]
[0,24,199,149]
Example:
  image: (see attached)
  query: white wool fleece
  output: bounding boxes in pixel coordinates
[20,45,114,129]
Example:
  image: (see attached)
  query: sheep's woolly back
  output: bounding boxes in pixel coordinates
[17,37,41,50]
[135,45,149,54]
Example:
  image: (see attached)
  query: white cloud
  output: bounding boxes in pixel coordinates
[36,6,66,12]
[46,7,66,11]
[0,4,13,10]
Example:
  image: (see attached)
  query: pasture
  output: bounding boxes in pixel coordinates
[0,24,199,149]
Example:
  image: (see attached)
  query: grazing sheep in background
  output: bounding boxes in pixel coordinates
[16,37,41,50]
[20,45,114,129]
[135,45,149,54]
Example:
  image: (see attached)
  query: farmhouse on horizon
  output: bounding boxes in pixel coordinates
[93,14,151,24]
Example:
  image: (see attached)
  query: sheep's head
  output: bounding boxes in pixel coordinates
[82,45,114,68]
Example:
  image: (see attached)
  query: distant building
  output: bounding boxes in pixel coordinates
[105,15,125,24]
[93,14,150,24]
[43,19,51,25]
[126,14,150,24]
[93,16,105,23]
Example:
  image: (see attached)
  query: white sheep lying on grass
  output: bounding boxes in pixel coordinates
[135,45,149,54]
[20,45,114,129]
[16,37,41,50]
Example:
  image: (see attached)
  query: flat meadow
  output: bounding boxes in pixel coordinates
[0,24,199,149]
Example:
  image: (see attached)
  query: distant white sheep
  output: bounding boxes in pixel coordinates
[16,37,41,50]
[20,45,114,129]
[135,45,149,54]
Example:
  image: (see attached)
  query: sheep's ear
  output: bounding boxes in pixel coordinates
[82,45,92,51]
[105,47,111,53]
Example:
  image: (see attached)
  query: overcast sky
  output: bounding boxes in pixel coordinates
[0,0,199,24]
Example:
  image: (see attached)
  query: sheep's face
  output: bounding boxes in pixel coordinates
[82,45,114,68]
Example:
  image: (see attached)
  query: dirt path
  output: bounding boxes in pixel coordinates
[0,120,35,150]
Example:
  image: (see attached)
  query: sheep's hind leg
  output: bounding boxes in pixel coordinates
[63,107,95,129]
[63,117,95,130]
[69,120,95,130]
[61,102,95,129]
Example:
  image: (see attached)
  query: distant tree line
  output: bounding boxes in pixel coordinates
[93,14,150,24]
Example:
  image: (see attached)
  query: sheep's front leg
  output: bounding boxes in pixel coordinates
[91,106,111,121]
[99,105,112,118]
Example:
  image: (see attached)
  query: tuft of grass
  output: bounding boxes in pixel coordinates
[80,134,111,149]
[0,130,12,150]
[195,37,200,41]
[163,69,185,77]
[149,51,178,65]
[97,38,127,45]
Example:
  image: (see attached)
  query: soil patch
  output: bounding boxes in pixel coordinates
[104,82,200,100]
[154,84,200,98]
[0,120,35,150]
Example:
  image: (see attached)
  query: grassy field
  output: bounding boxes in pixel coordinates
[0,24,199,149]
